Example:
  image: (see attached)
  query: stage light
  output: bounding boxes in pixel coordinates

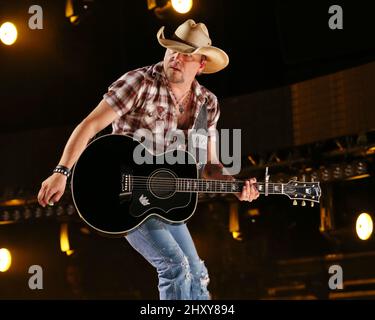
[34,207,43,218]
[0,248,12,272]
[311,171,319,182]
[23,208,32,220]
[319,166,330,181]
[333,166,342,179]
[355,161,367,175]
[66,204,76,216]
[247,208,260,217]
[229,202,242,241]
[344,164,354,177]
[171,0,193,14]
[147,0,193,18]
[65,0,94,25]
[356,213,373,241]
[60,223,74,256]
[56,206,65,217]
[0,22,18,46]
[0,198,25,206]
[0,211,12,225]
[247,155,257,166]
[13,210,21,221]
[232,232,242,241]
[45,206,54,218]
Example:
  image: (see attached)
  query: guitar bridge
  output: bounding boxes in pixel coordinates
[121,174,132,193]
[120,174,132,204]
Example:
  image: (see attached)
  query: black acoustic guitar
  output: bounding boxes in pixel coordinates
[71,134,321,237]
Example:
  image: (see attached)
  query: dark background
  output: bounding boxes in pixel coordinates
[1,0,375,300]
[1,0,375,133]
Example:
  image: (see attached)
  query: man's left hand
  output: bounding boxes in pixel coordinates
[237,178,260,202]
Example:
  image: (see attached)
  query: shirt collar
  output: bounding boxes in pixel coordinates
[151,61,207,104]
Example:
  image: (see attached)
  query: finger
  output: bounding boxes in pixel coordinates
[246,181,251,199]
[38,186,47,207]
[37,184,46,201]
[44,188,57,206]
[248,180,258,201]
[249,188,257,201]
[254,186,260,198]
[51,190,63,204]
[251,185,260,201]
[251,182,259,194]
[239,186,247,200]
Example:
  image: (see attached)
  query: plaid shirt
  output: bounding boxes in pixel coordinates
[103,61,220,149]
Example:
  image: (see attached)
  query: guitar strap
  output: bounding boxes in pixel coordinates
[192,99,208,178]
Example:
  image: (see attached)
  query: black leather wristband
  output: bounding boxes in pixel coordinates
[53,165,71,178]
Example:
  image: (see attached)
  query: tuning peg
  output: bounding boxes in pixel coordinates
[302,201,306,207]
[293,200,298,206]
[311,202,315,208]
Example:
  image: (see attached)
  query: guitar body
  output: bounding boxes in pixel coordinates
[71,134,198,237]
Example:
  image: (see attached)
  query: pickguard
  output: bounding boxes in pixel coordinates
[129,190,192,218]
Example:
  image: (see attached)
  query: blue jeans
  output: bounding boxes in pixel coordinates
[125,216,211,300]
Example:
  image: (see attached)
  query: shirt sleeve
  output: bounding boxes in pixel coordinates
[103,69,145,117]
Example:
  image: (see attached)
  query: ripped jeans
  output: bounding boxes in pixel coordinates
[125,216,211,300]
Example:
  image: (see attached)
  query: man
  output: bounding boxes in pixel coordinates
[37,19,259,300]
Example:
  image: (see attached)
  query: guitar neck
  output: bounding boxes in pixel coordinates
[175,178,284,195]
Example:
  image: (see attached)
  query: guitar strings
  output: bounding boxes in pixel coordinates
[129,178,298,188]
[121,176,311,193]
[130,176,296,186]
[130,178,296,186]
[128,183,297,193]
[130,176,316,185]
[130,175,296,183]
[126,188,300,195]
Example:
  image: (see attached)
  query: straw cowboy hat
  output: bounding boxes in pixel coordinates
[157,19,229,74]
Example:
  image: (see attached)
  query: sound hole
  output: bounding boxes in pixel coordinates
[149,170,177,199]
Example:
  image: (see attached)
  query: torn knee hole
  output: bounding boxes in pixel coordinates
[181,256,191,280]
[198,259,210,286]
[200,273,210,287]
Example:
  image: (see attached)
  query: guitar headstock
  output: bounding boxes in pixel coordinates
[284,180,321,207]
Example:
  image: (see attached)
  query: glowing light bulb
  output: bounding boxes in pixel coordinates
[0,248,12,272]
[171,0,193,14]
[356,213,373,241]
[0,22,18,46]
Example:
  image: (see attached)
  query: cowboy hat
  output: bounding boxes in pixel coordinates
[157,19,229,74]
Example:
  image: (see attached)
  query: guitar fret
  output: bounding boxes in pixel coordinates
[176,180,292,196]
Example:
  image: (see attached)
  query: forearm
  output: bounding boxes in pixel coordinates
[57,121,97,169]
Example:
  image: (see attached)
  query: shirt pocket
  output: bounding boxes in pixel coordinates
[143,103,168,126]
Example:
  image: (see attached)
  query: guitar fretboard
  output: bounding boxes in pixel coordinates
[175,179,284,195]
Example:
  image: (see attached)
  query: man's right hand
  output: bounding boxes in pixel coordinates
[37,173,67,207]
